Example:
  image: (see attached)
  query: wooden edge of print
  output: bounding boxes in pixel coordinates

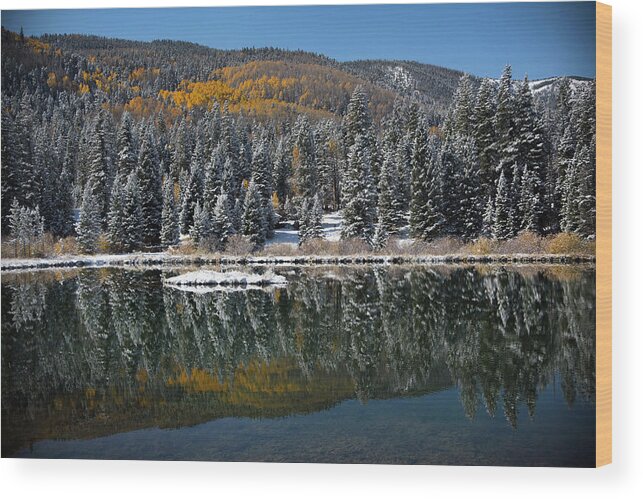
[595,1,612,468]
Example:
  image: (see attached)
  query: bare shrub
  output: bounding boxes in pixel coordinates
[1,232,61,258]
[465,237,499,255]
[225,234,255,256]
[546,233,595,255]
[260,243,299,257]
[53,236,80,256]
[375,237,405,255]
[168,240,200,255]
[425,236,463,255]
[497,231,546,254]
[336,237,371,255]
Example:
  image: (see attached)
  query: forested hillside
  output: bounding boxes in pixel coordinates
[0,28,595,256]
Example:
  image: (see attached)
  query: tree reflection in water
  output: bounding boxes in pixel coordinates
[1,265,595,457]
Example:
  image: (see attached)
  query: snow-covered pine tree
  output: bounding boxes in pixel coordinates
[50,164,75,237]
[86,110,113,221]
[292,115,317,200]
[137,131,163,246]
[372,220,389,251]
[409,127,447,241]
[107,175,127,252]
[203,144,224,207]
[189,200,210,246]
[342,86,380,180]
[273,137,292,212]
[377,144,404,234]
[169,117,192,181]
[221,108,241,200]
[482,196,495,237]
[116,112,136,175]
[493,170,514,240]
[161,176,180,247]
[473,78,497,197]
[242,180,266,247]
[409,126,430,238]
[518,165,544,233]
[575,143,596,238]
[561,145,595,237]
[250,131,275,236]
[77,182,102,253]
[395,131,413,212]
[440,138,466,235]
[299,193,323,245]
[456,136,484,240]
[233,197,245,234]
[121,171,143,252]
[7,200,44,257]
[211,194,232,251]
[341,134,376,244]
[447,74,475,138]
[423,136,447,241]
[494,65,517,182]
[179,153,205,234]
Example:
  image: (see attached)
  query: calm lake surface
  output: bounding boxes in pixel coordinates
[1,265,596,466]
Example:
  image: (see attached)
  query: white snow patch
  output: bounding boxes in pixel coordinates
[265,211,343,246]
[321,211,343,241]
[267,220,299,246]
[164,270,287,287]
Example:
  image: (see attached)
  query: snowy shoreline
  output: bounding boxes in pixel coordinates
[0,252,595,272]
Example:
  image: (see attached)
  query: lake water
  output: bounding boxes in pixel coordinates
[1,264,596,466]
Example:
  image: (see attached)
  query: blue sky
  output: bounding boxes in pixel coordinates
[1,2,596,79]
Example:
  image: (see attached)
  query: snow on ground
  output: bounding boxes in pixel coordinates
[321,211,343,241]
[267,221,299,245]
[164,270,286,287]
[267,211,343,246]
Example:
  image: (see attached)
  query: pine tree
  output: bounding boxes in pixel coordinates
[342,86,380,180]
[137,131,163,246]
[203,144,224,206]
[116,112,136,175]
[423,141,447,241]
[372,220,389,251]
[51,164,75,237]
[494,65,517,180]
[211,194,232,251]
[518,165,542,233]
[190,200,210,245]
[341,134,376,243]
[411,130,444,240]
[456,136,484,240]
[77,182,102,253]
[473,78,497,196]
[179,155,204,234]
[86,110,113,220]
[482,196,494,237]
[161,176,180,247]
[447,74,475,138]
[8,199,45,257]
[121,171,143,252]
[409,127,430,238]
[242,181,266,247]
[250,131,275,235]
[395,131,413,212]
[107,175,127,252]
[299,193,323,245]
[292,115,317,200]
[273,137,292,211]
[493,171,514,240]
[377,145,404,234]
